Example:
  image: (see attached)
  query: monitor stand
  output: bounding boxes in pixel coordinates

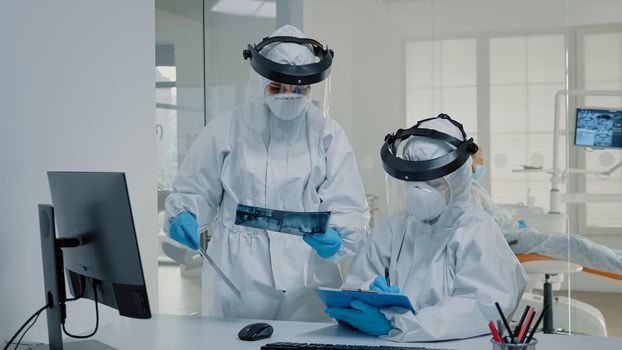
[38,205,117,350]
[32,340,117,350]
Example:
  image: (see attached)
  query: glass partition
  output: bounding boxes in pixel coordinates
[155,0,276,315]
[306,0,622,337]
[155,0,206,315]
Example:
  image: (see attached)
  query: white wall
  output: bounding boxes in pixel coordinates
[0,0,157,342]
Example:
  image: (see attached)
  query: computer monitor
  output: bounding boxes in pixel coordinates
[37,172,151,349]
[575,107,622,148]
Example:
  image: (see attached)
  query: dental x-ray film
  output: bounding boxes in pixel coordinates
[234,204,330,235]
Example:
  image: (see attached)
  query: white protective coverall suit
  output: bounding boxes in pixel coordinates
[164,25,369,321]
[343,118,528,341]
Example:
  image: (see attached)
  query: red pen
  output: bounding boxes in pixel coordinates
[517,307,535,343]
[489,321,503,343]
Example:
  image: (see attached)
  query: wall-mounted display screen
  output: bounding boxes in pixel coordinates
[575,108,622,148]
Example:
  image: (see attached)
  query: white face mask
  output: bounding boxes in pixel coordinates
[404,181,449,223]
[265,93,311,121]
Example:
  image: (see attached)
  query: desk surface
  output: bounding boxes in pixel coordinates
[86,313,622,350]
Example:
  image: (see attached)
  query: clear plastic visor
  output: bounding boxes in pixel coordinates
[385,172,450,223]
[245,62,331,118]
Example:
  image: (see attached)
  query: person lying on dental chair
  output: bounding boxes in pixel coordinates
[470,148,622,276]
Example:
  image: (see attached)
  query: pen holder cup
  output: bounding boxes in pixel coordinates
[491,338,537,350]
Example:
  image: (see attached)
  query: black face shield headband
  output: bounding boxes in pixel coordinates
[381,114,479,182]
[242,36,334,85]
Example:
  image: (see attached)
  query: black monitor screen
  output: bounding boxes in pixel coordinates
[575,107,622,148]
[47,171,151,318]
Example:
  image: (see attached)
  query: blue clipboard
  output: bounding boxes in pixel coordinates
[315,287,416,313]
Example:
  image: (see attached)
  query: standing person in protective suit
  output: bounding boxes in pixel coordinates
[325,114,527,341]
[163,25,369,322]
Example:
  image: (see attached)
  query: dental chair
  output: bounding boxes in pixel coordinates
[501,204,608,336]
[516,256,607,336]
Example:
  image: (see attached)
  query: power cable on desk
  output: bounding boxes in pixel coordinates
[2,304,49,350]
[12,311,41,350]
[4,277,96,350]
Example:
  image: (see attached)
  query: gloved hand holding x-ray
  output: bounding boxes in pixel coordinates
[303,228,342,259]
[235,204,342,258]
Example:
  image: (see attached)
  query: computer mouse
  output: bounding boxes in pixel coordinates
[237,322,274,341]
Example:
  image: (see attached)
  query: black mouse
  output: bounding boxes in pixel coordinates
[237,322,274,341]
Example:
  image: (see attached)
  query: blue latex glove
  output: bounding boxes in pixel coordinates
[303,227,341,259]
[169,211,199,250]
[369,276,400,294]
[325,300,392,336]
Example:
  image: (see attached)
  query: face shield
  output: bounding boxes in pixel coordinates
[382,114,478,223]
[243,25,333,121]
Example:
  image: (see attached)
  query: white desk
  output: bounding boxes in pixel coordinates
[80,314,622,350]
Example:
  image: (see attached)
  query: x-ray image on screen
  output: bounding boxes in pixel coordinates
[575,108,622,148]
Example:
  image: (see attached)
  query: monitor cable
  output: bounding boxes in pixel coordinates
[2,276,91,350]
[12,310,42,350]
[2,304,49,350]
[62,279,99,339]
[65,275,87,302]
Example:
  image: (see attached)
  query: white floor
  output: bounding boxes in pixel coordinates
[571,291,622,337]
[158,263,202,315]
